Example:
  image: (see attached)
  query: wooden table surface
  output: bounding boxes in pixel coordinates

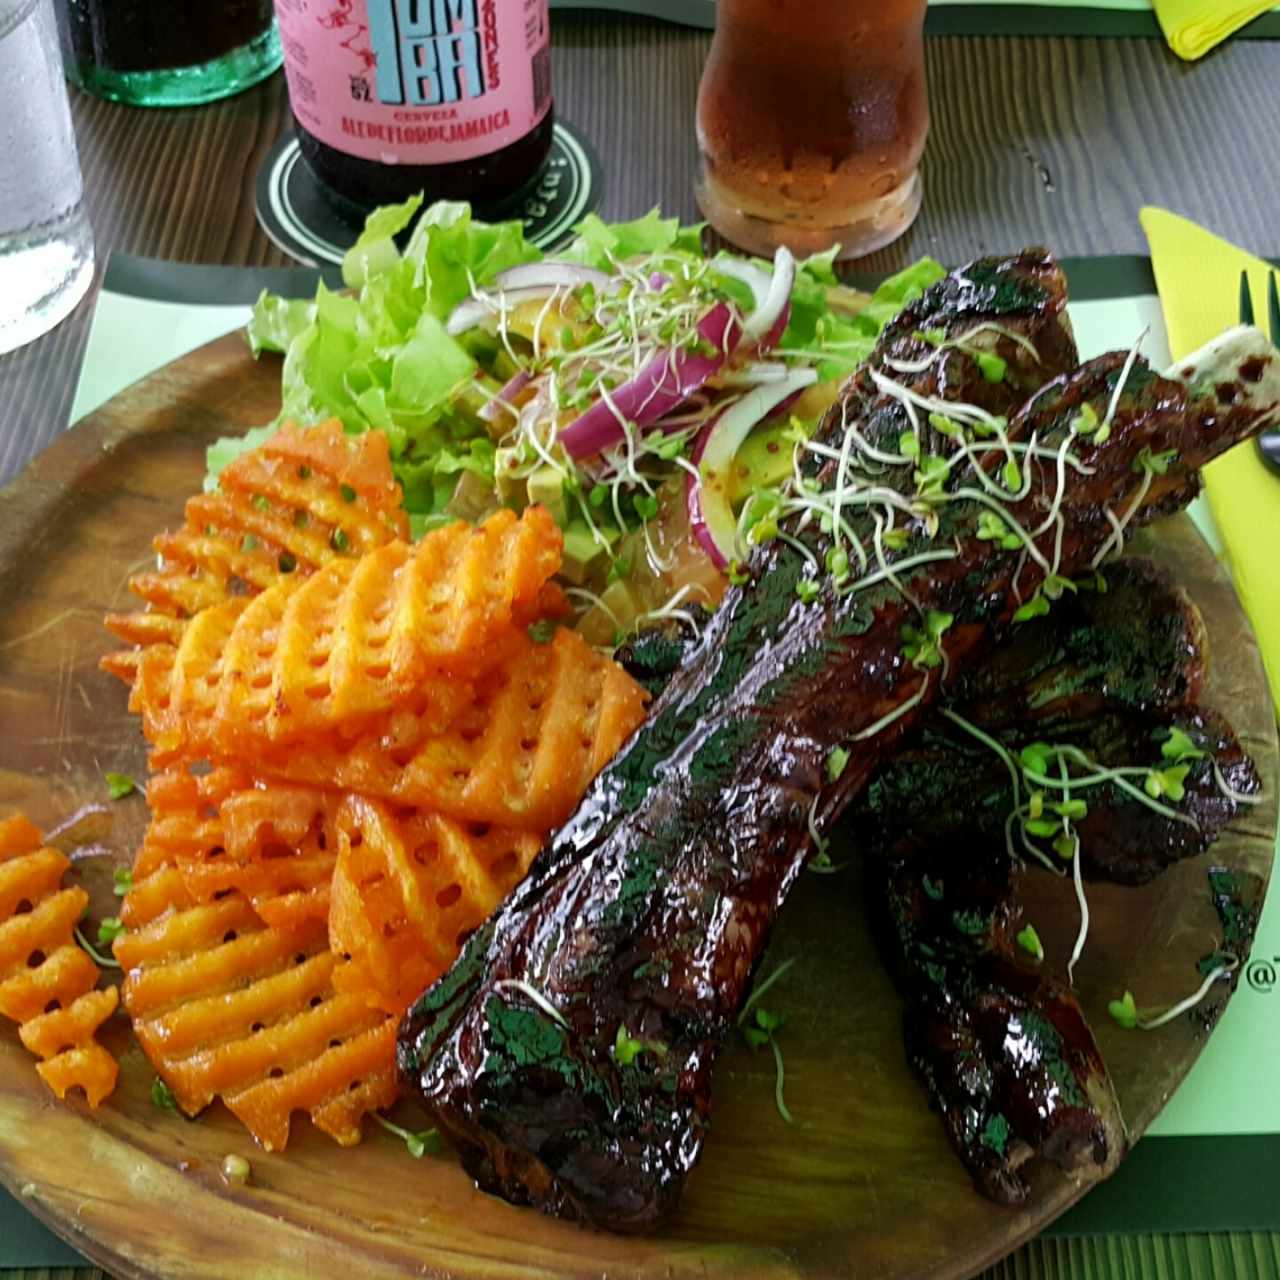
[2,10,1280,1279]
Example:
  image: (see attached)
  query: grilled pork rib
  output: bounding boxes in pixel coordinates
[868,843,1125,1205]
[850,559,1261,884]
[400,252,1280,1232]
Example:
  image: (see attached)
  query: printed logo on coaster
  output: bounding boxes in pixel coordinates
[255,122,602,268]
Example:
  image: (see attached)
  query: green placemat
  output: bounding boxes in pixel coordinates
[549,0,1280,39]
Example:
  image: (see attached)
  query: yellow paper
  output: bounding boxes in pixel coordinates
[1140,206,1280,714]
[1152,0,1272,59]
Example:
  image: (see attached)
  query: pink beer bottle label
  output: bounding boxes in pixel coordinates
[275,0,552,165]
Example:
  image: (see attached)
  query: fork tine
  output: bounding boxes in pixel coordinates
[1239,269,1255,326]
[1268,272,1280,348]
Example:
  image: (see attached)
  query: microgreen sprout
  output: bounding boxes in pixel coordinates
[1108,955,1240,1031]
[1016,924,1044,962]
[1070,402,1100,436]
[901,610,953,671]
[1144,764,1190,803]
[804,794,844,874]
[105,771,136,800]
[1134,447,1178,476]
[826,746,850,783]
[1012,593,1051,623]
[1161,727,1206,764]
[976,511,1022,551]
[373,1112,442,1158]
[97,917,126,946]
[737,960,796,1125]
[112,867,133,897]
[492,978,569,1030]
[74,923,121,969]
[614,1025,645,1066]
[613,1024,669,1066]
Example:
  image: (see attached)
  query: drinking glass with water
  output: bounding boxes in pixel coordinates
[0,0,93,355]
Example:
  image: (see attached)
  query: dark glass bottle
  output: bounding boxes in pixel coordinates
[275,0,554,217]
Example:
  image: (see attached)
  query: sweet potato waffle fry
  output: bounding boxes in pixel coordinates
[0,815,118,1107]
[138,768,338,931]
[116,845,397,1151]
[230,627,650,831]
[131,507,565,763]
[329,797,541,1014]
[102,420,408,686]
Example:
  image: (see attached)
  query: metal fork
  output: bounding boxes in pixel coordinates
[1238,268,1280,474]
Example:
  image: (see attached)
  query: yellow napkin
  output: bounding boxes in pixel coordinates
[1141,206,1280,714]
[1152,0,1272,59]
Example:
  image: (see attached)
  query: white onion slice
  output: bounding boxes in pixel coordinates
[445,286,563,336]
[715,247,797,344]
[686,368,818,569]
[743,246,797,341]
[493,261,615,292]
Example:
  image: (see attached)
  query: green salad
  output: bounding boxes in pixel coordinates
[214,197,943,641]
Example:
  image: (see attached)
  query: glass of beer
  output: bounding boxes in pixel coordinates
[696,0,930,261]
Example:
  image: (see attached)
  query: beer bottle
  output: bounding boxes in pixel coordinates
[275,0,554,216]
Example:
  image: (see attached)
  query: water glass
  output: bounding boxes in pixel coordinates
[0,0,93,356]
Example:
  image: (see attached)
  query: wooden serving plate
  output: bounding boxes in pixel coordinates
[0,329,1275,1280]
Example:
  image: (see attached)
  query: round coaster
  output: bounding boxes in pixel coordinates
[256,121,602,269]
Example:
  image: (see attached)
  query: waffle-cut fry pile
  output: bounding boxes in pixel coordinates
[102,420,408,686]
[90,425,651,1149]
[0,815,119,1107]
[116,825,397,1151]
[133,506,567,766]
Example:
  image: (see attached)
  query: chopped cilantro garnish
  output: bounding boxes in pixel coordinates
[151,1077,178,1111]
[527,619,557,645]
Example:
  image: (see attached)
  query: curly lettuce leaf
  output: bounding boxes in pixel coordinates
[209,200,534,511]
[562,209,703,271]
[246,292,316,357]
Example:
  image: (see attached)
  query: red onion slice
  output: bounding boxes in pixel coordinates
[686,368,818,569]
[478,369,533,425]
[557,302,742,459]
